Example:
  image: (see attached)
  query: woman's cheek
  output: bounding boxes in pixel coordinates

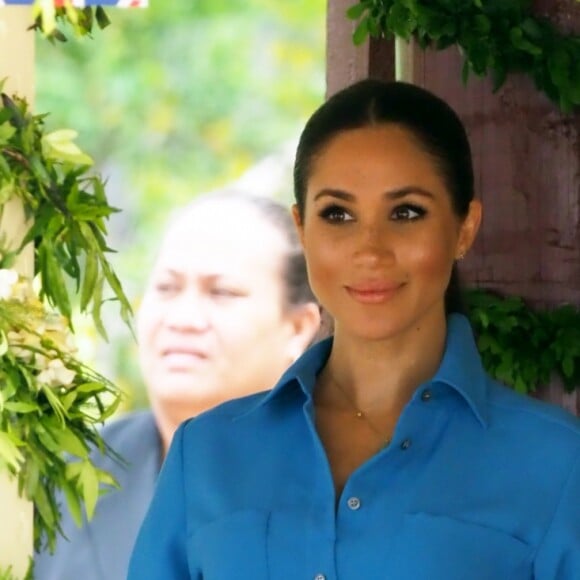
[400,224,457,276]
[304,243,347,312]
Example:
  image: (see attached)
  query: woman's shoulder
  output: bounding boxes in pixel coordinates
[486,377,580,451]
[181,389,272,435]
[100,409,157,440]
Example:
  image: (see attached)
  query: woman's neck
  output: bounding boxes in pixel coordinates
[319,315,448,415]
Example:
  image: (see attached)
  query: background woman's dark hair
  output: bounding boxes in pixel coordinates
[188,190,316,310]
[293,79,474,314]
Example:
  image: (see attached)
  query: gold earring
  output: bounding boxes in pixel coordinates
[456,252,465,261]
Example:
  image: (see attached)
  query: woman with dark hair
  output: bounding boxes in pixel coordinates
[129,80,580,579]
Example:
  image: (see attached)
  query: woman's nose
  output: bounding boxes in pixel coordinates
[353,223,395,266]
[165,293,210,332]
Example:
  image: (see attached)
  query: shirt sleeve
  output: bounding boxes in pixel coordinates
[533,451,580,579]
[127,420,197,579]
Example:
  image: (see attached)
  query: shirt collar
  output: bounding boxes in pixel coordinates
[249,313,488,426]
[432,313,489,426]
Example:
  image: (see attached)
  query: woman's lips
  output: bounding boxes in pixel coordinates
[345,283,403,304]
[161,349,208,369]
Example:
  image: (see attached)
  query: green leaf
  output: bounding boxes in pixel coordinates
[3,401,40,413]
[28,154,52,186]
[80,249,98,311]
[65,461,84,481]
[387,4,416,40]
[346,2,368,20]
[61,390,77,411]
[520,17,543,41]
[509,27,541,56]
[22,459,40,501]
[0,431,23,470]
[62,479,83,528]
[35,425,62,455]
[41,246,72,320]
[78,461,100,520]
[514,376,528,394]
[0,121,16,145]
[99,394,122,422]
[352,17,370,45]
[96,467,118,489]
[76,381,108,394]
[562,356,574,379]
[95,7,111,30]
[39,385,67,426]
[41,129,94,166]
[33,481,56,530]
[90,275,108,340]
[472,15,491,37]
[53,427,89,459]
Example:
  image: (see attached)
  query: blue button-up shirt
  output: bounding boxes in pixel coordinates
[128,314,580,579]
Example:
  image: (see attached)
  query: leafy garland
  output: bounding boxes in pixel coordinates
[0,271,121,556]
[0,88,132,567]
[346,0,580,112]
[466,289,580,394]
[0,90,132,337]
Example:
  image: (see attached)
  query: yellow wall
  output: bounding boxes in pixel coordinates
[0,6,35,577]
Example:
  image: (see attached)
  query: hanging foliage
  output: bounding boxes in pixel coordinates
[0,270,122,555]
[29,1,111,42]
[347,0,580,112]
[0,87,130,563]
[0,90,133,337]
[466,289,580,394]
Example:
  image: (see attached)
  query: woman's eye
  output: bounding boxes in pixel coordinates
[155,282,178,295]
[391,204,426,221]
[318,205,353,223]
[210,287,241,298]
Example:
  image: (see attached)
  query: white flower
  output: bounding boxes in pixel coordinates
[37,358,77,388]
[6,330,39,362]
[0,269,18,300]
[42,313,77,354]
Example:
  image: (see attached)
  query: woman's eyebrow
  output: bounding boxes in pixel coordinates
[385,186,435,200]
[313,186,435,202]
[313,188,354,202]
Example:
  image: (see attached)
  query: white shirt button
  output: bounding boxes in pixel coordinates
[347,496,361,510]
[314,575,326,580]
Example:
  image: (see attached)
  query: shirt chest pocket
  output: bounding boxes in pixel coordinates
[190,510,270,580]
[391,512,533,580]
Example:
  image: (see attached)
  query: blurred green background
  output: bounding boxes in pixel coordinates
[35,0,326,410]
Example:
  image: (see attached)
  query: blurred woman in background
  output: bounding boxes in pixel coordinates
[35,191,321,580]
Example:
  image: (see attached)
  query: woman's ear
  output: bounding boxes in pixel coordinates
[456,199,482,259]
[291,204,305,248]
[287,302,322,360]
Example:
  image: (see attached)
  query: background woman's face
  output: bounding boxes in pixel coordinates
[137,201,300,423]
[295,124,480,342]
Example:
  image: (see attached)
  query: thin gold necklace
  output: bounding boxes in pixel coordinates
[328,373,391,448]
